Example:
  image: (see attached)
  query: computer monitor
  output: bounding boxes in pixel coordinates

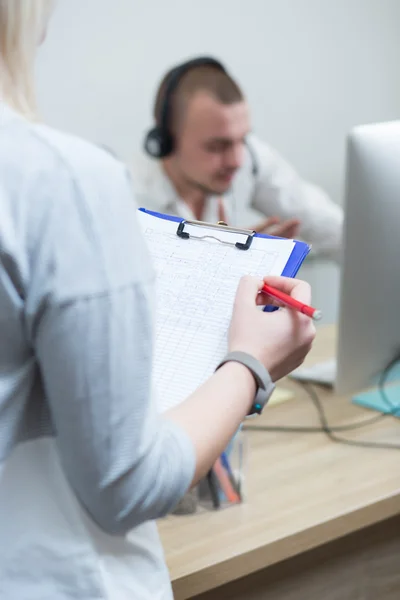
[335,120,400,394]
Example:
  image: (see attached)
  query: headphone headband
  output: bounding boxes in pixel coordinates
[144,56,226,159]
[158,56,226,133]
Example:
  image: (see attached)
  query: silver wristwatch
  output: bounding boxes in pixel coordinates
[216,351,275,415]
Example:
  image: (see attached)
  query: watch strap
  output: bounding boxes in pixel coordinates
[216,351,275,415]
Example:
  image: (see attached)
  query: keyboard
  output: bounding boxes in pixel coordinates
[290,359,337,387]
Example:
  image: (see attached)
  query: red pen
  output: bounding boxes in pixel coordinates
[262,283,322,321]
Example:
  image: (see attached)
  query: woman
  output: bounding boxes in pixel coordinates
[0,2,315,598]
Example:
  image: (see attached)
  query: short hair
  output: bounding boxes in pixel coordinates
[0,0,54,120]
[153,63,244,132]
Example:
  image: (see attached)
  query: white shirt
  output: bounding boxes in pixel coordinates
[0,103,195,599]
[131,134,343,262]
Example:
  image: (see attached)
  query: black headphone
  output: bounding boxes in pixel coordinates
[143,56,258,176]
[144,56,226,159]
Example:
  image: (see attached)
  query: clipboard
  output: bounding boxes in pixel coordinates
[137,207,311,413]
[138,207,310,279]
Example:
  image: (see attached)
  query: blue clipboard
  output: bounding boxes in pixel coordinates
[139,207,310,278]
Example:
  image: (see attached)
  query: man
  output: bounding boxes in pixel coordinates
[132,56,343,261]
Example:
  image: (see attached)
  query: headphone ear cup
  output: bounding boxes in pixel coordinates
[144,126,174,158]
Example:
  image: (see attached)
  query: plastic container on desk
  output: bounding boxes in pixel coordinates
[198,425,247,511]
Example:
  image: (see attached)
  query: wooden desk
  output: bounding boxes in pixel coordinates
[158,326,400,599]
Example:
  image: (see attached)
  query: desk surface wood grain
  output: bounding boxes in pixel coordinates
[158,326,400,599]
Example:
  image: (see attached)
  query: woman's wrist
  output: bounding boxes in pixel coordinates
[217,361,257,411]
[216,351,275,415]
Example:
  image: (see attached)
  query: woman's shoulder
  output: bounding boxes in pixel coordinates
[32,123,124,182]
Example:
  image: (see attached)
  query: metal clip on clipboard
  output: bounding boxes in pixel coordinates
[176,219,256,250]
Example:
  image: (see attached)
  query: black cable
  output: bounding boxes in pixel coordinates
[301,382,400,450]
[244,354,400,450]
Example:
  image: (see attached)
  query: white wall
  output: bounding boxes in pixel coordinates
[36,0,400,205]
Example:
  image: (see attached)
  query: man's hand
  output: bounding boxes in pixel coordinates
[251,216,301,239]
[216,198,301,240]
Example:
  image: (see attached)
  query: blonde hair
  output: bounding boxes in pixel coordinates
[0,0,54,120]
